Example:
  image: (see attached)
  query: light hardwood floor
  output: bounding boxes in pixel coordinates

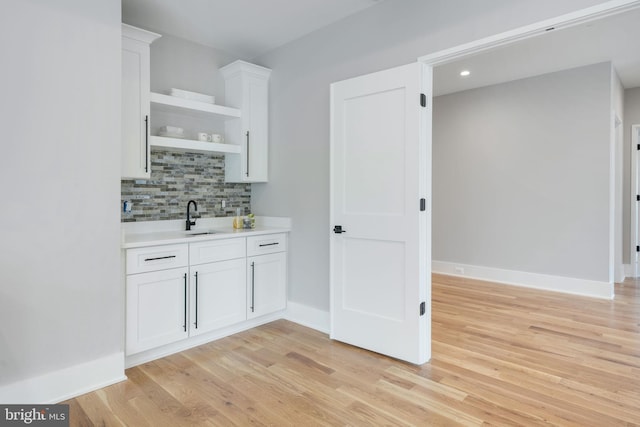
[64,274,640,426]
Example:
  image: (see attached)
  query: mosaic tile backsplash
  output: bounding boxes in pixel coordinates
[121,150,251,222]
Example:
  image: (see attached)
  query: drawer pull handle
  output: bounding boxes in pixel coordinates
[144,115,149,173]
[194,272,199,329]
[250,261,255,313]
[258,242,279,247]
[246,130,250,177]
[144,255,177,262]
[183,273,187,332]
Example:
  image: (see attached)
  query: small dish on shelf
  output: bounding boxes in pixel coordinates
[158,125,183,134]
[158,131,187,139]
[158,125,186,139]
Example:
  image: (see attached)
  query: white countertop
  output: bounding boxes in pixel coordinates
[122,216,291,249]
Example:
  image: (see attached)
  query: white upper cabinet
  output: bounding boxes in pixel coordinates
[121,24,160,179]
[122,31,271,173]
[220,61,272,183]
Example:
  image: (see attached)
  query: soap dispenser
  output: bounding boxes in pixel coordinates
[233,208,243,229]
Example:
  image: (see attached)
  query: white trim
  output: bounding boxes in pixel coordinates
[613,106,624,284]
[432,261,614,299]
[0,352,126,404]
[610,109,617,283]
[418,0,640,66]
[285,301,330,334]
[121,23,161,44]
[632,124,640,277]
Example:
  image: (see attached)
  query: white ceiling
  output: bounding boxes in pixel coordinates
[434,7,640,96]
[122,0,382,58]
[123,2,640,94]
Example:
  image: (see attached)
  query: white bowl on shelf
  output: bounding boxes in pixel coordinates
[158,125,184,135]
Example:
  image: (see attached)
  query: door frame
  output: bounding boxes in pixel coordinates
[418,0,640,288]
[632,124,640,277]
[418,0,640,67]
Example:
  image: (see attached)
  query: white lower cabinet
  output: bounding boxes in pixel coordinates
[246,233,287,319]
[126,266,189,355]
[190,257,247,336]
[125,233,287,359]
[247,252,287,319]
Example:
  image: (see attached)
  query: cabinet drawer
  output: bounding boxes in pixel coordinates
[247,233,287,256]
[190,238,246,265]
[126,244,189,275]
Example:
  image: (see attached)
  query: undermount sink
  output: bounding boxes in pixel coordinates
[185,230,219,237]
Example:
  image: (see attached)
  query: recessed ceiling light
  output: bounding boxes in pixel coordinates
[460,70,471,77]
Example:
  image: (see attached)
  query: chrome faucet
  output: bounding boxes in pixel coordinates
[186,200,198,231]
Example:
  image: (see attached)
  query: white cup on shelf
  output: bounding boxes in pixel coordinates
[211,134,224,143]
[197,132,211,142]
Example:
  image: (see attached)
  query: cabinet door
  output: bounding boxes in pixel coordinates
[247,252,287,319]
[190,258,247,335]
[126,267,189,355]
[122,36,151,179]
[221,61,271,183]
[243,74,269,182]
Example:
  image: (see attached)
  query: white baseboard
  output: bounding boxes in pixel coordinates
[433,260,614,299]
[0,352,126,404]
[285,301,330,334]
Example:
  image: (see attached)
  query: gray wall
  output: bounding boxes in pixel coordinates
[149,34,239,102]
[432,63,611,282]
[253,0,612,311]
[624,87,640,263]
[0,0,121,387]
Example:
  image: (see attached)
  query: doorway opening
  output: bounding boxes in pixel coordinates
[420,0,640,298]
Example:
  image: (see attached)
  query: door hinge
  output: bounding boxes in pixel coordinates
[637,246,639,252]
[420,93,427,108]
[637,195,640,201]
[420,198,426,211]
[419,301,426,316]
[637,143,640,150]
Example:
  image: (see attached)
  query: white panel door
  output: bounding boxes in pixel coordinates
[330,62,431,364]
